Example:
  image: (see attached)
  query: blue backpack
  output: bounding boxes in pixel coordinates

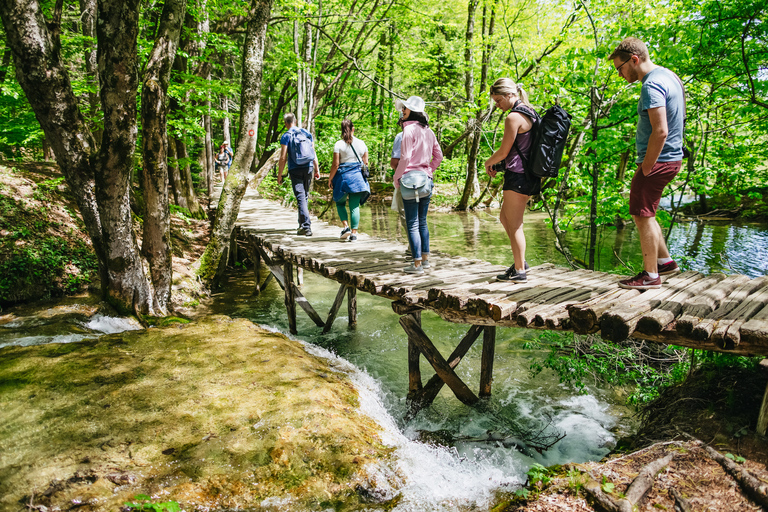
[289,129,316,166]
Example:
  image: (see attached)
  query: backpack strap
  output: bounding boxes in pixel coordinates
[509,101,539,173]
[348,139,363,164]
[670,71,690,158]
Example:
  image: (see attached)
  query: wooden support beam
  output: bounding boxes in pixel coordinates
[407,324,484,415]
[293,283,325,327]
[254,242,262,294]
[408,311,422,394]
[399,314,479,406]
[284,260,297,334]
[480,326,496,397]
[757,360,768,436]
[348,286,357,328]
[297,267,304,286]
[323,283,348,334]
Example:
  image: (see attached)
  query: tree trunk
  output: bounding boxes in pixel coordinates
[96,0,154,314]
[79,0,100,142]
[457,0,482,211]
[0,0,108,291]
[167,135,183,206]
[197,0,274,286]
[175,138,204,217]
[140,0,186,314]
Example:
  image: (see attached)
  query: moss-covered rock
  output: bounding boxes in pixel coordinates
[0,316,394,511]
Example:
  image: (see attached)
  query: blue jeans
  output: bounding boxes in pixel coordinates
[403,195,430,260]
[289,166,312,230]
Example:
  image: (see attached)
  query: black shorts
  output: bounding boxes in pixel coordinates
[503,171,541,196]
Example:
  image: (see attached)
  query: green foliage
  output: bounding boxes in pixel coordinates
[725,453,746,463]
[526,331,690,405]
[124,494,181,512]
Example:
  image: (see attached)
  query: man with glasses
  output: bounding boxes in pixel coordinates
[610,37,685,290]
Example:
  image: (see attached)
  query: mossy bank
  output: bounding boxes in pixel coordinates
[0,316,394,511]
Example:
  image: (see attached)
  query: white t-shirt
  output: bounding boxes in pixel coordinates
[334,137,368,164]
[391,132,403,159]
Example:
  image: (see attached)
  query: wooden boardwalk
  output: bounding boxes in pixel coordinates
[235,188,768,357]
[233,186,768,427]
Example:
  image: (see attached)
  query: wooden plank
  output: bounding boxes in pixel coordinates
[689,276,768,341]
[712,282,768,349]
[675,274,752,336]
[636,273,728,335]
[600,271,705,342]
[399,314,479,406]
[480,326,496,397]
[322,283,348,334]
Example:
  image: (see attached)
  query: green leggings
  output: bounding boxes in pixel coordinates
[336,192,364,229]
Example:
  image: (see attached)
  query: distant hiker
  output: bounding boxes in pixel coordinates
[278,113,320,237]
[484,78,539,283]
[611,37,685,290]
[328,119,370,242]
[221,141,233,167]
[393,96,443,274]
[215,148,230,181]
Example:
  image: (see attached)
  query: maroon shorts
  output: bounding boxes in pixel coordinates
[629,161,682,217]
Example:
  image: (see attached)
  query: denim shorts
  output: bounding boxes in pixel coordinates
[503,170,541,196]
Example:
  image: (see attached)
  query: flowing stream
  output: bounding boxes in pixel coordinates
[2,203,766,510]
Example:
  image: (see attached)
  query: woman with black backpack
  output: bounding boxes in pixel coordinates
[328,119,371,242]
[484,78,541,283]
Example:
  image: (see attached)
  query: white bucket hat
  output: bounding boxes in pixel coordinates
[396,95,426,113]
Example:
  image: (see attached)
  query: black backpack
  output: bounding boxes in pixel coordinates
[511,103,571,179]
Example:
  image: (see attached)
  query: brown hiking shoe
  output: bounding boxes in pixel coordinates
[618,271,661,290]
[658,260,679,275]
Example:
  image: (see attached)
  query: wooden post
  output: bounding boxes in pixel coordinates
[757,359,768,436]
[479,326,496,398]
[407,324,483,417]
[230,228,238,266]
[323,283,348,334]
[254,242,262,294]
[347,286,357,328]
[408,311,422,394]
[399,314,479,406]
[284,260,297,334]
[297,267,304,286]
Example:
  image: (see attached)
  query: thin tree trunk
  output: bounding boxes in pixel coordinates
[168,135,184,206]
[140,0,186,314]
[176,138,204,217]
[78,0,101,142]
[197,0,274,285]
[457,0,482,210]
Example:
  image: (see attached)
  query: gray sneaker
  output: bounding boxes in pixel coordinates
[422,260,431,269]
[403,263,424,274]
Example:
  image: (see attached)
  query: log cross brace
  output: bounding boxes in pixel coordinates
[397,305,497,419]
[253,243,356,334]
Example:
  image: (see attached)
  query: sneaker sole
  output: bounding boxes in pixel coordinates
[618,282,661,290]
[658,268,679,276]
[340,232,351,240]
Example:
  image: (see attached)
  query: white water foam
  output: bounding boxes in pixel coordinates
[83,313,143,334]
[259,324,528,511]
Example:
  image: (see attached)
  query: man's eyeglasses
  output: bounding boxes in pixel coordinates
[615,57,632,76]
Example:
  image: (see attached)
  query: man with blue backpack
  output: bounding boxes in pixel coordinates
[278,113,320,236]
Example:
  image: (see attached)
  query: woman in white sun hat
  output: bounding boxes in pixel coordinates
[393,95,443,274]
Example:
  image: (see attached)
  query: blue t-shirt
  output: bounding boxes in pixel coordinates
[280,127,314,170]
[636,67,685,164]
[391,132,403,159]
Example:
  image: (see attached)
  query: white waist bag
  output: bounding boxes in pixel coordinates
[399,171,433,203]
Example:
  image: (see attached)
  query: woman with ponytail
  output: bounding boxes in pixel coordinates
[484,78,541,283]
[328,119,371,241]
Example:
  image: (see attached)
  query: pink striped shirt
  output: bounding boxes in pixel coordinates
[393,121,443,188]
